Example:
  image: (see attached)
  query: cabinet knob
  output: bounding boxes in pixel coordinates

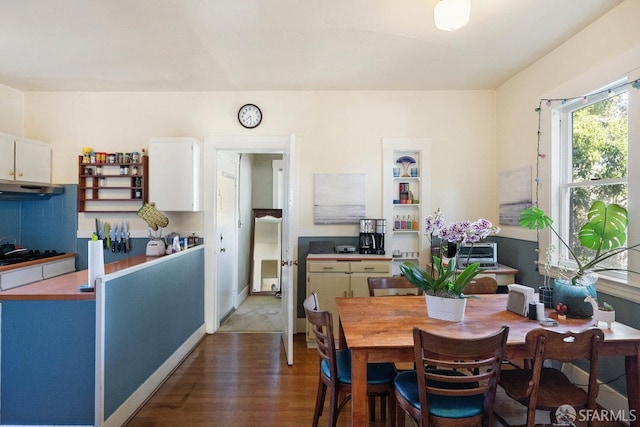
[18,172,23,177]
[9,170,14,176]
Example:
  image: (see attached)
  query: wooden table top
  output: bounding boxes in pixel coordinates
[337,294,640,355]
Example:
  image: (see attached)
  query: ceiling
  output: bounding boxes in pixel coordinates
[0,0,623,92]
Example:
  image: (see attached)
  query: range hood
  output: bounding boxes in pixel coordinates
[0,182,64,200]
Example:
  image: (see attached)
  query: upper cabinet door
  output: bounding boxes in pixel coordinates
[149,137,203,211]
[0,134,15,181]
[15,138,52,184]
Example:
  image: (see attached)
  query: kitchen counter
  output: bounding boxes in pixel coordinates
[0,247,205,426]
[0,253,163,301]
[0,252,76,273]
[306,253,392,261]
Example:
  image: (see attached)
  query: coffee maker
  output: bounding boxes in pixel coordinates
[374,219,386,255]
[359,219,386,254]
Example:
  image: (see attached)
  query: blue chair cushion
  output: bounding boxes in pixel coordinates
[394,370,485,419]
[321,349,396,385]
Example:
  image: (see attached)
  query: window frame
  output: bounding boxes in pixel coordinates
[551,79,634,287]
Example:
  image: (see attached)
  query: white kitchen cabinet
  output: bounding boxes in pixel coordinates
[0,258,75,291]
[0,133,52,184]
[306,256,391,346]
[382,138,431,275]
[149,137,202,211]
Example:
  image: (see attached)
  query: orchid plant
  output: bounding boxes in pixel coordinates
[400,209,500,298]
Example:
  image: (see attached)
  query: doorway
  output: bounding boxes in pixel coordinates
[204,135,297,365]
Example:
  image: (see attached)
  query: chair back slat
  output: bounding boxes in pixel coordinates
[463,277,498,295]
[368,276,423,296]
[525,328,603,363]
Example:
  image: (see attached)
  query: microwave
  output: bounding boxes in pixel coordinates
[457,242,497,268]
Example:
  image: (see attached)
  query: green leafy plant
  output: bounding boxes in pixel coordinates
[520,201,640,285]
[400,259,481,298]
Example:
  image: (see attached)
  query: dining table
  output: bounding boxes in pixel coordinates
[336,294,640,427]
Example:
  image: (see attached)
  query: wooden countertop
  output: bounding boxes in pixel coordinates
[0,252,76,273]
[0,254,160,301]
[306,253,393,262]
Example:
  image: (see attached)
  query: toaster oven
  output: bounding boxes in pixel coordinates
[457,242,497,268]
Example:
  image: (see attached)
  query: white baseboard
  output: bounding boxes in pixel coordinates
[236,285,249,308]
[295,317,306,335]
[102,325,206,427]
[562,363,631,426]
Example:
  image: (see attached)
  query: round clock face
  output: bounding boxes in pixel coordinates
[238,104,262,128]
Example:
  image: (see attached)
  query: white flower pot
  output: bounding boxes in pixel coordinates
[424,294,466,322]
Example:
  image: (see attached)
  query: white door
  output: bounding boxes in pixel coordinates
[280,136,296,365]
[216,153,238,320]
[206,136,297,365]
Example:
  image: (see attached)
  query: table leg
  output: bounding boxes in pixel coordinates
[351,349,367,427]
[338,318,346,350]
[625,350,640,427]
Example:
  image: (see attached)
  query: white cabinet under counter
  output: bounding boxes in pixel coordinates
[0,256,75,291]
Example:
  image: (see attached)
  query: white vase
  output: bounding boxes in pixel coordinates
[424,294,466,322]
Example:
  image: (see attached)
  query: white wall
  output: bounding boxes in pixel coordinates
[22,90,496,238]
[0,83,24,136]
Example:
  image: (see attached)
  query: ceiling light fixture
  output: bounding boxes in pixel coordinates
[434,0,471,31]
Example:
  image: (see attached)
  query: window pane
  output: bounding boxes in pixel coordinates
[571,92,628,183]
[568,185,628,270]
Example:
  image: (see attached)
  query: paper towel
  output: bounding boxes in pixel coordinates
[88,240,105,288]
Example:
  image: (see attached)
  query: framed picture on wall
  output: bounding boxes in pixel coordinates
[314,173,365,224]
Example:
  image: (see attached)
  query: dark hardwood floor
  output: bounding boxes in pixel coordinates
[125,333,626,427]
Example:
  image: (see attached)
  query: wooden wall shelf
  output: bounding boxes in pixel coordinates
[77,155,149,212]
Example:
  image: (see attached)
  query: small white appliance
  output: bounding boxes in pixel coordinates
[146,239,166,256]
[335,245,356,254]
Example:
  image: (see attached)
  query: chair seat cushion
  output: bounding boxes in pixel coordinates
[499,367,589,409]
[321,349,396,385]
[394,370,485,419]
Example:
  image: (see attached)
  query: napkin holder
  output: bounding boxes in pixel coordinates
[506,284,535,317]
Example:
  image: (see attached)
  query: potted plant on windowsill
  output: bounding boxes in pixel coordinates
[400,209,500,322]
[520,201,640,318]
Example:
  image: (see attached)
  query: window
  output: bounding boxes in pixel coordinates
[556,81,628,276]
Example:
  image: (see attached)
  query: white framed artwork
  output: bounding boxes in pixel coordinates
[498,166,532,226]
[314,173,365,224]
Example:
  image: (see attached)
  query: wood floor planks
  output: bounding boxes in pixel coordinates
[125,333,352,427]
[125,333,626,427]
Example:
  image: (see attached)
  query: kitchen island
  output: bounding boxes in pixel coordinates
[0,246,205,427]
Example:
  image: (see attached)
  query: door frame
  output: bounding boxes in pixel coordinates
[204,135,297,364]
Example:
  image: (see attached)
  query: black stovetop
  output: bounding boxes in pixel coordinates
[0,250,65,267]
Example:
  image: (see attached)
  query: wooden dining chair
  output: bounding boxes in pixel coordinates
[367,276,423,296]
[303,293,397,427]
[463,277,498,295]
[496,328,604,427]
[394,325,509,427]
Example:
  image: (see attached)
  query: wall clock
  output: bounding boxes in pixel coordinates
[238,104,262,129]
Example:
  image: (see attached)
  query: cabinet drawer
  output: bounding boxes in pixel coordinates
[43,258,76,279]
[0,266,44,290]
[307,262,350,273]
[350,262,390,274]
